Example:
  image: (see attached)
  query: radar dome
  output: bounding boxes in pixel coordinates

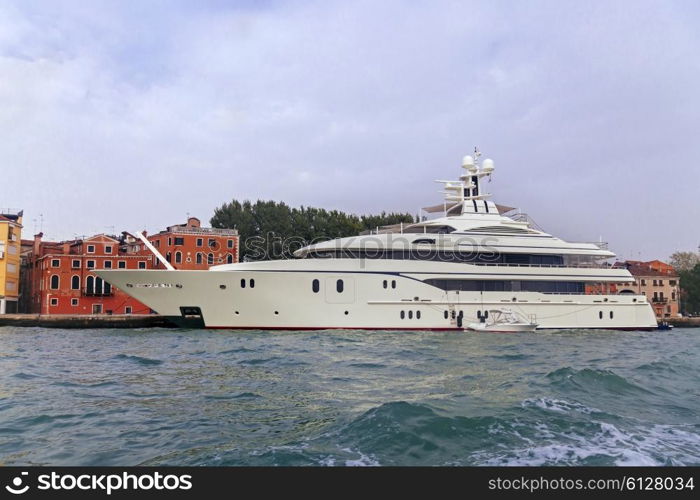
[482,158,494,173]
[462,155,475,168]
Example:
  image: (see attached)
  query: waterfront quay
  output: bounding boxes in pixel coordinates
[0,314,176,329]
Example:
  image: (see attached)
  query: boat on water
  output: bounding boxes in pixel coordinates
[466,308,538,333]
[97,151,657,330]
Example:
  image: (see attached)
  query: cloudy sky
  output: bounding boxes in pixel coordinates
[1,0,698,260]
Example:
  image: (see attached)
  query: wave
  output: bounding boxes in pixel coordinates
[111,354,163,366]
[546,367,652,395]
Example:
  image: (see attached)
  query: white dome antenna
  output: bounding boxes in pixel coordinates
[482,158,494,174]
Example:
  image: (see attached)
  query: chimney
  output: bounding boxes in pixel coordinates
[33,232,43,255]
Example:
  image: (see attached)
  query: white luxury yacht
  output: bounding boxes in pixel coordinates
[98,152,657,330]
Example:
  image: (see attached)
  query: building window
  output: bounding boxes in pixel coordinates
[104,260,112,269]
[138,261,146,269]
[227,254,233,264]
[337,279,344,293]
[208,238,216,247]
[50,275,60,289]
[208,253,214,265]
[87,260,96,269]
[196,238,203,247]
[71,276,80,290]
[72,259,80,268]
[196,253,203,264]
[228,239,234,248]
[86,276,95,294]
[166,252,172,262]
[175,251,182,264]
[87,244,95,253]
[659,280,664,286]
[92,304,102,314]
[105,245,112,254]
[51,259,60,267]
[168,237,172,246]
[154,240,159,247]
[50,298,58,306]
[670,280,677,286]
[672,291,676,300]
[174,237,184,246]
[312,279,320,293]
[641,279,646,286]
[653,280,658,286]
[71,298,78,306]
[118,261,126,269]
[125,306,132,314]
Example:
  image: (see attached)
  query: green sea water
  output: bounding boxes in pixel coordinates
[0,326,698,466]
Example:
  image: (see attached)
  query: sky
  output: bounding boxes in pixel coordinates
[1,0,699,260]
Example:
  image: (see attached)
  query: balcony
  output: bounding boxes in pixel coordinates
[651,297,668,304]
[83,289,113,297]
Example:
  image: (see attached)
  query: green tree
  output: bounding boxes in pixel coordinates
[210,199,415,260]
[679,263,700,315]
[669,251,700,272]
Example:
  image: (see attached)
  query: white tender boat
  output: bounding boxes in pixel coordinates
[97,150,658,330]
[466,308,538,333]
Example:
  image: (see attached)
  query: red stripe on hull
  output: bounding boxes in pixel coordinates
[203,326,657,331]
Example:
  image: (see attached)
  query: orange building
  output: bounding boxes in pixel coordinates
[21,217,239,314]
[612,260,680,319]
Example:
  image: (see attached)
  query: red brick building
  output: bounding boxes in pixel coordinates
[20,217,239,314]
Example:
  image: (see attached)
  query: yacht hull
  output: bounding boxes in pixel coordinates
[96,266,659,331]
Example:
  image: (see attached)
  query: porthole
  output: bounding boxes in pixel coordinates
[599,311,603,319]
[250,279,255,288]
[337,279,344,293]
[416,311,421,319]
[408,311,413,319]
[344,311,349,315]
[312,279,320,293]
[241,279,246,288]
[235,311,239,315]
[610,311,614,319]
[274,311,279,315]
[451,310,456,319]
[400,311,405,319]
[444,311,448,319]
[391,280,396,289]
[219,285,226,290]
[383,280,388,289]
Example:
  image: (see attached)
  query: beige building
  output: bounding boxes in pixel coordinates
[0,210,23,314]
[615,260,679,319]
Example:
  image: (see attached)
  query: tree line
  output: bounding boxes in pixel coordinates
[210,199,416,260]
[670,251,700,315]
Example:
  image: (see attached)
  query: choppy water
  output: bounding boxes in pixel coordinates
[0,326,699,466]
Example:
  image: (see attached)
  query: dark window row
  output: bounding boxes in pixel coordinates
[382,279,397,289]
[599,311,614,319]
[240,278,255,288]
[400,310,421,320]
[311,279,345,293]
[307,250,562,265]
[424,279,585,294]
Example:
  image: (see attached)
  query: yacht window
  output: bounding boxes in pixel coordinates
[416,311,421,319]
[400,311,405,319]
[336,279,344,293]
[250,279,255,288]
[610,311,613,319]
[391,280,396,289]
[383,280,387,289]
[444,311,448,319]
[599,311,603,319]
[312,279,320,293]
[408,311,413,319]
[241,279,246,288]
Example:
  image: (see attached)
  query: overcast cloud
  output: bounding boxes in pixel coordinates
[1,0,698,260]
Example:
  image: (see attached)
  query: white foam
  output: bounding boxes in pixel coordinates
[474,419,700,466]
[341,447,381,466]
[522,397,599,415]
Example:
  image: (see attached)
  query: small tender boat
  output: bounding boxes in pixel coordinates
[657,321,674,331]
[466,308,538,333]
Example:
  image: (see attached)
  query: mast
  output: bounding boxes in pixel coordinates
[435,148,495,215]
